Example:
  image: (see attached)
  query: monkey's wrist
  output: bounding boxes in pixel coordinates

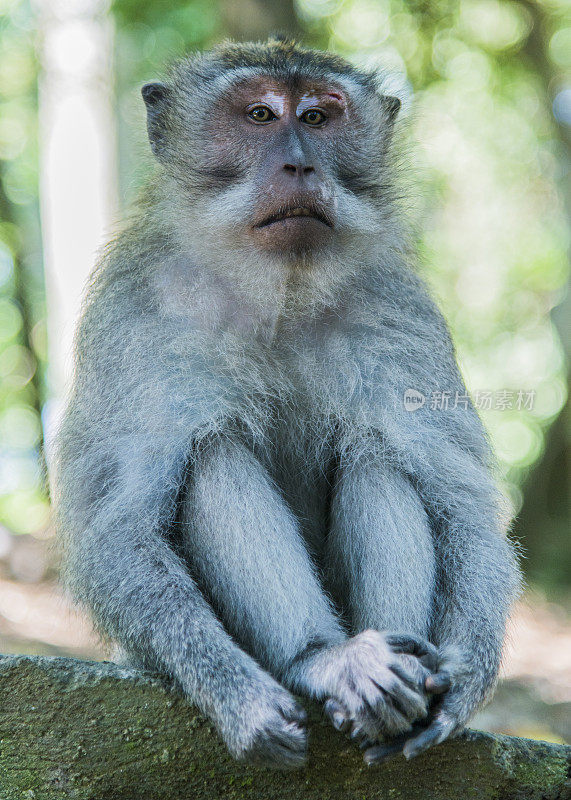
[281,635,348,696]
[433,643,472,680]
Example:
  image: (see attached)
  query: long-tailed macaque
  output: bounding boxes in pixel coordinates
[55,38,520,768]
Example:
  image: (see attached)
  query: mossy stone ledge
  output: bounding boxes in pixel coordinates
[0,655,569,800]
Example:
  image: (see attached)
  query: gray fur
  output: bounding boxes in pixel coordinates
[54,38,520,767]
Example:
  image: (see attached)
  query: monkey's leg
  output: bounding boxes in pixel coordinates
[181,436,430,741]
[326,451,436,637]
[181,436,346,674]
[322,450,441,741]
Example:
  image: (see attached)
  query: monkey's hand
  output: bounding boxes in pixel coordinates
[223,671,307,769]
[361,639,477,765]
[314,630,436,743]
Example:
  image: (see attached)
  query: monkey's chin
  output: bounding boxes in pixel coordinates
[252,217,334,257]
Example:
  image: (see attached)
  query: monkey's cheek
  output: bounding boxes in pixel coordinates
[251,218,334,254]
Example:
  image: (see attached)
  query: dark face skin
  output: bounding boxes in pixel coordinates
[206,77,351,255]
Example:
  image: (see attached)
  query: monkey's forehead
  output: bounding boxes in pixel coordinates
[168,39,378,97]
[214,74,348,109]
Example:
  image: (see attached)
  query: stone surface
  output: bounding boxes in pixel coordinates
[0,654,569,800]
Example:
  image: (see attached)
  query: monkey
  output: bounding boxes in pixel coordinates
[54,37,521,769]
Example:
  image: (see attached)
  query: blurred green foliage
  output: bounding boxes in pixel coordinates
[0,0,49,535]
[0,0,569,587]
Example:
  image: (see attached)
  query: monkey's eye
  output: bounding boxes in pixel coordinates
[300,108,326,127]
[248,106,276,124]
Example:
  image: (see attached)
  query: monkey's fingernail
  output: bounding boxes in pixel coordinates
[332,711,346,730]
[350,726,364,740]
[426,674,450,693]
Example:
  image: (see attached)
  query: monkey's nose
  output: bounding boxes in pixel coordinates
[283,163,315,178]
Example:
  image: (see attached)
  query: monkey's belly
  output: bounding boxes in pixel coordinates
[261,415,333,559]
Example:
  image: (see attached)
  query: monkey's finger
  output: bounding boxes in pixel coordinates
[402,716,455,760]
[350,722,367,741]
[250,722,308,769]
[282,702,308,724]
[386,634,439,671]
[362,717,432,765]
[264,736,308,768]
[268,725,307,751]
[324,697,351,732]
[425,672,451,695]
[371,698,413,737]
[363,738,406,765]
[389,660,425,691]
[359,736,377,750]
[373,675,428,722]
[362,683,411,730]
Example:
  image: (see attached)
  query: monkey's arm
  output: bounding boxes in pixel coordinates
[412,445,519,756]
[55,417,311,767]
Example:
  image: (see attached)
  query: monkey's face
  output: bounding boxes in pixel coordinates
[201,77,347,255]
[143,52,400,264]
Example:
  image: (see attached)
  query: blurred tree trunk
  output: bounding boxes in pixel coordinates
[37,0,118,469]
[0,180,42,420]
[517,396,571,591]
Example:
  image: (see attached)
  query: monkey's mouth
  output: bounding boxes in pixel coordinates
[255,206,333,229]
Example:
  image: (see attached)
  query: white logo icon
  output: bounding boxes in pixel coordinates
[404,389,426,412]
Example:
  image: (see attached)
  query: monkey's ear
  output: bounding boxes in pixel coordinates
[380,95,401,123]
[141,82,171,159]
